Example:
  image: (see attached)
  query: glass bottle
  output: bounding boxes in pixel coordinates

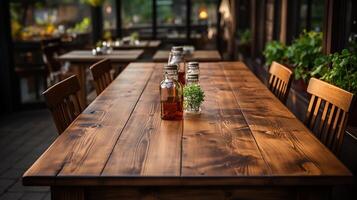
[160,64,183,120]
[168,46,186,85]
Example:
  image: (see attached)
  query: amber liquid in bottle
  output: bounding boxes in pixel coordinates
[161,97,183,120]
[178,71,186,85]
[160,76,183,120]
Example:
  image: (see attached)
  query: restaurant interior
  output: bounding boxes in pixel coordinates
[0,0,356,199]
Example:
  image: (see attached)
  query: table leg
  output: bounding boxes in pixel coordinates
[73,64,87,108]
[51,187,84,200]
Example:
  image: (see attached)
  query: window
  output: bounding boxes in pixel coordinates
[299,0,324,32]
[10,0,91,41]
[156,0,187,39]
[103,0,117,39]
[191,0,218,39]
[121,0,153,38]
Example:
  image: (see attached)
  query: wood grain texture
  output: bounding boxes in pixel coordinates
[24,63,155,178]
[182,63,268,176]
[102,64,182,176]
[23,62,352,188]
[221,62,350,176]
[153,50,222,62]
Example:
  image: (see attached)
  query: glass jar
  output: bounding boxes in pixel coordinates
[186,74,199,85]
[160,64,183,120]
[168,46,186,85]
[186,62,199,80]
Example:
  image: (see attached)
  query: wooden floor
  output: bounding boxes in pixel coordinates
[0,110,57,200]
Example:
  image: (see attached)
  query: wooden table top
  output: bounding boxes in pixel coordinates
[23,62,352,187]
[58,50,144,63]
[153,50,222,62]
[113,40,161,49]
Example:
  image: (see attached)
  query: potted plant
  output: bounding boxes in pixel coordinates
[263,40,287,67]
[286,31,323,91]
[183,84,205,114]
[312,49,357,94]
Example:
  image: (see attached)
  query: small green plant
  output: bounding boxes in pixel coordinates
[183,84,205,112]
[263,41,287,66]
[286,30,323,81]
[312,49,357,94]
[130,32,139,41]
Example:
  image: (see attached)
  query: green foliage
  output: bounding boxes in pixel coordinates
[183,84,205,111]
[286,30,323,81]
[68,17,91,33]
[130,32,139,41]
[263,30,357,93]
[316,49,357,94]
[81,0,105,7]
[122,0,152,25]
[263,41,287,66]
[238,29,252,45]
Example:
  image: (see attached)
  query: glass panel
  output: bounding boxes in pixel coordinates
[299,0,324,32]
[121,0,152,38]
[190,0,218,40]
[10,0,91,104]
[157,0,187,39]
[11,0,91,41]
[103,0,117,39]
[347,0,357,52]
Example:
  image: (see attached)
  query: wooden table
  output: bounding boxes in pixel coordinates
[113,40,161,50]
[23,62,352,200]
[58,50,143,106]
[153,50,222,62]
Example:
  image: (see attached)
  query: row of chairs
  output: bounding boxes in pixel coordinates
[43,59,113,134]
[268,61,354,155]
[43,60,354,156]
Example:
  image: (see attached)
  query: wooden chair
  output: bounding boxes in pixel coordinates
[305,78,354,154]
[268,61,293,103]
[43,75,83,134]
[90,59,113,95]
[42,43,73,85]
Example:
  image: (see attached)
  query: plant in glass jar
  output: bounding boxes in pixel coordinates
[183,84,205,114]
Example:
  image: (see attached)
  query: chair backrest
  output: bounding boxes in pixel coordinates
[42,43,62,73]
[305,78,354,154]
[268,61,293,103]
[90,59,113,95]
[43,75,83,134]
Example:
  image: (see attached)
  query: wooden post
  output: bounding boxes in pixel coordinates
[230,0,237,60]
[0,0,20,114]
[279,0,300,44]
[323,0,349,54]
[115,0,122,38]
[216,0,222,52]
[152,0,157,39]
[186,0,191,40]
[91,6,103,44]
[279,0,287,44]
